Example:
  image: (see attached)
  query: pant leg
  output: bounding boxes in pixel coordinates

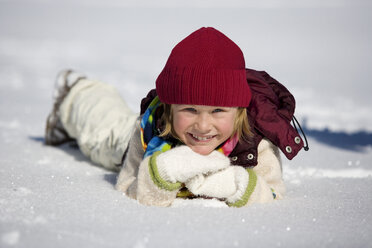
[59,79,139,171]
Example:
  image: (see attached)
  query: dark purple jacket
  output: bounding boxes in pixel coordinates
[140,68,304,167]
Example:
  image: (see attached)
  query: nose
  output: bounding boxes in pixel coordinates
[195,113,212,133]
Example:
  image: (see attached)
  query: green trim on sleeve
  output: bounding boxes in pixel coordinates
[228,168,257,208]
[148,151,183,191]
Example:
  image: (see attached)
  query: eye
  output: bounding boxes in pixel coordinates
[212,108,225,113]
[183,107,197,113]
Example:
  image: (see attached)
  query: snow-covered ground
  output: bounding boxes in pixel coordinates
[1,0,372,247]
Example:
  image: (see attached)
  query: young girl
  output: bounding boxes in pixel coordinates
[45,27,306,207]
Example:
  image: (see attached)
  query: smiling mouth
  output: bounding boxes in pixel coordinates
[189,133,216,142]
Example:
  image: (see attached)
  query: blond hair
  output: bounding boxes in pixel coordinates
[159,104,252,142]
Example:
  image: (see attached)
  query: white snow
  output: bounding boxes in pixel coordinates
[1,0,372,247]
[285,167,372,179]
[1,231,20,246]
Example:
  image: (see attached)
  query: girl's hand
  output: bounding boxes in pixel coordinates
[185,166,249,201]
[155,145,230,183]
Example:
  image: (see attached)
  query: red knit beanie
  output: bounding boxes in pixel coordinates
[156,27,251,107]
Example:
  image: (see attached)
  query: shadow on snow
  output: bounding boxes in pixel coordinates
[29,136,118,186]
[302,125,372,152]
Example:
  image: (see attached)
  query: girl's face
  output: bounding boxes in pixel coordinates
[172,104,237,155]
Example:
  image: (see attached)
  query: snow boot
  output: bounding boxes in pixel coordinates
[45,69,86,146]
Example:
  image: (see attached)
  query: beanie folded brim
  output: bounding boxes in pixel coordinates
[156,67,251,107]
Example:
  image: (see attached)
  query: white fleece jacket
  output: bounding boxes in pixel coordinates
[115,120,285,207]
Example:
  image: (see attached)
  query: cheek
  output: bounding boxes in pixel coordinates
[217,117,236,137]
[172,113,189,137]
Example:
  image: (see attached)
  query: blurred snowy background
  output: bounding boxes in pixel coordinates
[1,0,371,247]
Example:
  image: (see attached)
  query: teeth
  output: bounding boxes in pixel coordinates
[192,134,213,141]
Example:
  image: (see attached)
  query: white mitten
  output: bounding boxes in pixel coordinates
[185,166,249,201]
[156,146,230,183]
